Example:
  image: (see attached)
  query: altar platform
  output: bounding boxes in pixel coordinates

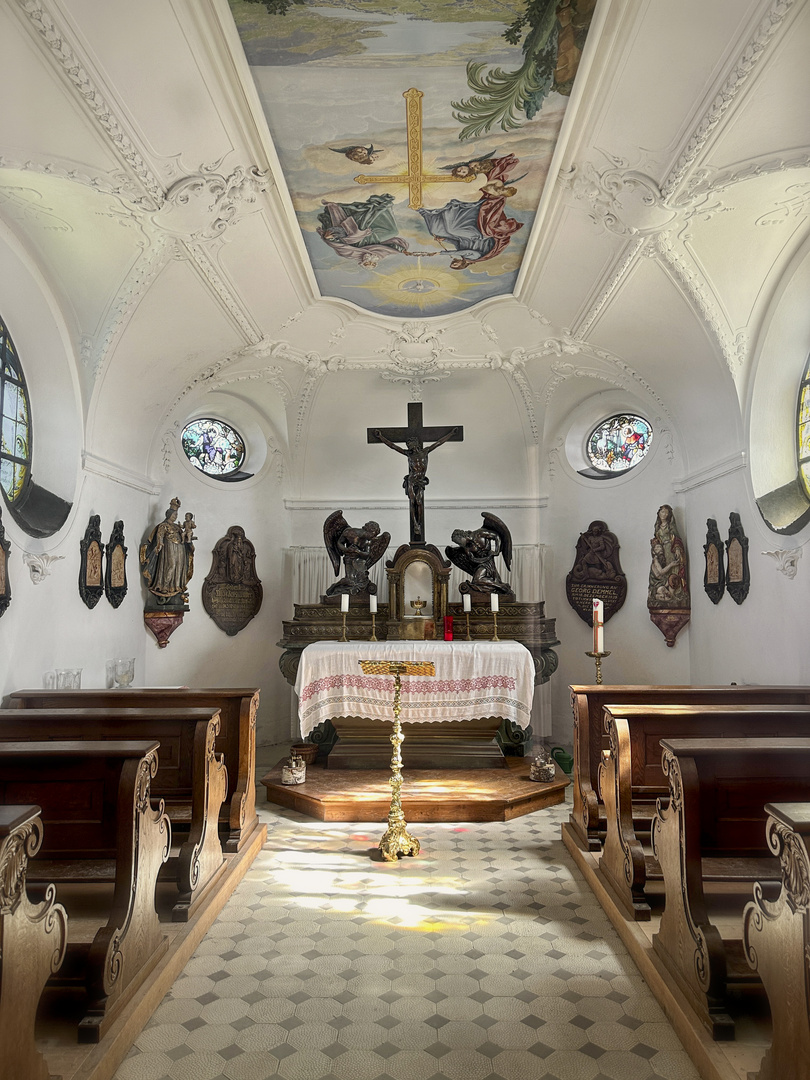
[261,757,568,822]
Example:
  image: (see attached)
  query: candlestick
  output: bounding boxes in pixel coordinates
[370,612,377,642]
[491,610,500,642]
[592,598,604,653]
[340,611,348,642]
[465,612,471,641]
[585,650,611,685]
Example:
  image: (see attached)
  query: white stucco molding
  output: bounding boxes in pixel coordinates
[82,451,161,495]
[673,451,747,492]
[284,497,548,512]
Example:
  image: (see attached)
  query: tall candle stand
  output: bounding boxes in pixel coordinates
[340,611,348,642]
[585,650,610,684]
[358,658,435,862]
[465,612,471,641]
[369,612,377,642]
[490,611,500,642]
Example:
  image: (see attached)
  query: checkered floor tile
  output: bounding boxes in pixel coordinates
[115,795,698,1080]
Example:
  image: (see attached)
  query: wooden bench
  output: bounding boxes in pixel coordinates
[0,707,227,922]
[5,688,259,851]
[597,704,810,920]
[651,737,810,1040]
[742,802,810,1080]
[0,739,170,1042]
[0,804,68,1080]
[569,685,810,851]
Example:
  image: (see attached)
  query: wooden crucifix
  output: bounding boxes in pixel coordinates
[368,402,463,545]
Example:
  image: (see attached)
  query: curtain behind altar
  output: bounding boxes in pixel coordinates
[285,545,552,742]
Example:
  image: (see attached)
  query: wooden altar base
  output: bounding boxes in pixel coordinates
[261,758,568,822]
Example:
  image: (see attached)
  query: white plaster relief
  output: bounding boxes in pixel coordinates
[151,164,272,241]
[207,365,292,404]
[17,0,165,210]
[575,236,648,337]
[755,182,810,226]
[21,551,64,584]
[182,240,261,344]
[279,311,303,329]
[762,547,802,579]
[0,186,71,231]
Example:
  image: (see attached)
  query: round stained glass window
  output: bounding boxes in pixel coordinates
[181,418,246,477]
[0,316,32,506]
[587,414,652,474]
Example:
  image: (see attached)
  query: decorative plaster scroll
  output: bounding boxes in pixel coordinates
[0,186,71,231]
[486,349,538,443]
[374,321,456,400]
[686,152,810,198]
[151,165,272,241]
[160,423,180,473]
[547,437,564,483]
[762,547,802,579]
[295,369,325,450]
[755,182,810,226]
[661,0,797,201]
[480,322,499,345]
[279,311,303,328]
[560,159,678,237]
[17,0,164,209]
[328,325,346,346]
[21,551,64,584]
[207,365,292,404]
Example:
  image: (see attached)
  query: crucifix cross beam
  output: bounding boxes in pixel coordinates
[368,402,464,546]
[354,88,475,210]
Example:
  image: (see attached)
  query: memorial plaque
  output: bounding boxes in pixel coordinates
[105,519,128,608]
[703,518,725,604]
[0,515,10,618]
[725,512,750,605]
[203,525,262,636]
[78,514,104,609]
[565,520,626,626]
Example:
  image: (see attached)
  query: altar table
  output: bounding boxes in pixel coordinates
[295,640,535,740]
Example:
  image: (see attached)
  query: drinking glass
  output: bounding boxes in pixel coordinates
[114,658,135,688]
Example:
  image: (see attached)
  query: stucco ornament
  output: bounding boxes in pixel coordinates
[762,547,802,579]
[21,551,65,584]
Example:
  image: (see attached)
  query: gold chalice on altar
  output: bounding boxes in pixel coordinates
[410,596,426,617]
[358,658,435,862]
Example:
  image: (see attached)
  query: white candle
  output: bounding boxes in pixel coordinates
[369,594,377,614]
[462,594,471,613]
[593,598,604,653]
[340,593,349,613]
[490,593,499,613]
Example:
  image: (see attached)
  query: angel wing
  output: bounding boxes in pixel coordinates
[367,531,391,570]
[482,512,512,571]
[439,150,498,171]
[445,542,479,579]
[323,510,348,577]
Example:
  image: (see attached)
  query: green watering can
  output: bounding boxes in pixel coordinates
[550,746,574,776]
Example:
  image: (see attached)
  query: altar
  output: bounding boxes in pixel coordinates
[295,640,535,769]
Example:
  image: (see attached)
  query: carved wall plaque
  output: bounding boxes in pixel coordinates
[647,504,690,647]
[726,512,750,605]
[105,519,128,608]
[202,525,262,636]
[79,514,104,609]
[703,518,725,604]
[0,515,10,617]
[565,520,626,625]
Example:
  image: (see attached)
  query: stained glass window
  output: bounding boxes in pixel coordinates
[587,414,652,474]
[181,418,246,477]
[0,316,32,506]
[797,356,810,499]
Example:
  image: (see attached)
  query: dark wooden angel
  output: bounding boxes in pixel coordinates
[323,510,390,596]
[446,512,513,596]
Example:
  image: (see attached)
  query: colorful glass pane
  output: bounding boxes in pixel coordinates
[801,384,810,424]
[587,414,653,474]
[0,315,32,505]
[181,418,246,477]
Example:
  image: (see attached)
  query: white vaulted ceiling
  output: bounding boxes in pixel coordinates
[1,0,808,495]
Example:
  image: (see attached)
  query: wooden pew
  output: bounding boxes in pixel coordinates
[0,740,170,1042]
[598,704,810,920]
[5,688,259,852]
[569,685,810,851]
[742,803,810,1080]
[0,804,68,1080]
[0,707,227,922]
[651,737,810,1040]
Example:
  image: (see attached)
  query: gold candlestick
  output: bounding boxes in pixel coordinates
[465,612,471,641]
[358,658,435,862]
[585,650,611,684]
[491,611,500,642]
[340,611,348,642]
[370,612,377,642]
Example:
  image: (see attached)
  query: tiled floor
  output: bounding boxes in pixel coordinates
[114,792,699,1080]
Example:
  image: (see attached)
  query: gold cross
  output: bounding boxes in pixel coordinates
[354,88,475,210]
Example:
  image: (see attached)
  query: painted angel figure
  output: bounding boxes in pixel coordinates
[446,512,513,595]
[323,511,390,597]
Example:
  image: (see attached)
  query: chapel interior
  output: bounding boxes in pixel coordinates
[1,0,809,1079]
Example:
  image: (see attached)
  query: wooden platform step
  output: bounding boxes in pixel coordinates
[261,757,568,822]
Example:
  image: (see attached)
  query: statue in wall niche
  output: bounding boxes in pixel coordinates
[647,504,690,647]
[446,512,514,597]
[140,497,194,610]
[323,510,390,597]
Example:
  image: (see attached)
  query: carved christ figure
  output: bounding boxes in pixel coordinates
[372,427,458,543]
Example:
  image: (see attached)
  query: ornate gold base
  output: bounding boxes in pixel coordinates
[379,819,420,861]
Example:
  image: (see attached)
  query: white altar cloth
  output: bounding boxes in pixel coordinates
[295,640,535,738]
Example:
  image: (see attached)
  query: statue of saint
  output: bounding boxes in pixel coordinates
[140,497,195,608]
[371,427,458,543]
[445,512,513,595]
[323,511,390,596]
[647,504,689,609]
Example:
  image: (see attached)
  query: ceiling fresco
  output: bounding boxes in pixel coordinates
[229,0,596,318]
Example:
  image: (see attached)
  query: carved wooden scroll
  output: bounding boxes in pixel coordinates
[79,514,104,609]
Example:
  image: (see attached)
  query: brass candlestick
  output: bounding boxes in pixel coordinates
[465,612,471,641]
[358,658,435,862]
[491,611,500,642]
[370,612,377,642]
[340,611,348,642]
[585,650,611,684]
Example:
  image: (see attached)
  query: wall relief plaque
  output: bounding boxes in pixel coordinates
[79,514,104,609]
[726,512,750,605]
[105,519,128,608]
[0,515,10,618]
[202,525,262,636]
[703,518,725,604]
[565,520,626,625]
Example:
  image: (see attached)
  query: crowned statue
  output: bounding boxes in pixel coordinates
[445,512,514,597]
[323,510,390,597]
[140,496,195,611]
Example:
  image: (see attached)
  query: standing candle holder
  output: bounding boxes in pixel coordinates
[585,650,611,684]
[491,611,500,642]
[358,658,435,862]
[340,611,348,642]
[369,612,377,642]
[465,612,471,641]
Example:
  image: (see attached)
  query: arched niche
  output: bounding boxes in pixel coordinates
[385,544,450,637]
